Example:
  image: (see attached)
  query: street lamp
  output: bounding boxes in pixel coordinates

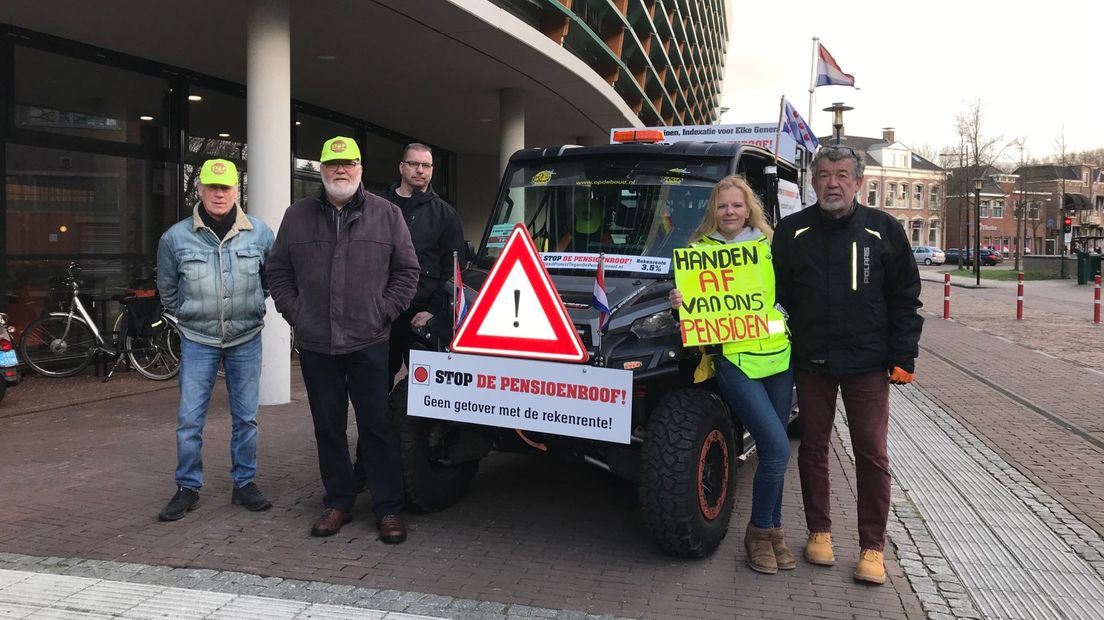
[823,102,853,145]
[974,177,983,286]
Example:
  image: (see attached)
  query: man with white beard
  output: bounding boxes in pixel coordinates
[266,136,419,543]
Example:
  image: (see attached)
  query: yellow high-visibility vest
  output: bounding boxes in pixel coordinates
[692,235,790,379]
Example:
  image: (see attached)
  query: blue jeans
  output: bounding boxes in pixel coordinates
[714,356,794,529]
[175,333,262,490]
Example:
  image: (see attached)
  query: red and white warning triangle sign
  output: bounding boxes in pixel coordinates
[452,224,588,362]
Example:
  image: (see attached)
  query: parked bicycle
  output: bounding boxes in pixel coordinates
[18,262,181,381]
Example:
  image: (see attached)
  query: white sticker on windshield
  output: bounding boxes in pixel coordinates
[540,253,671,274]
[486,223,514,249]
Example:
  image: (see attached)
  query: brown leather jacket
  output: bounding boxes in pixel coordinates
[266,187,419,355]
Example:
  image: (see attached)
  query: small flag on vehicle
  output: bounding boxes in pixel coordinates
[592,253,610,335]
[453,251,468,330]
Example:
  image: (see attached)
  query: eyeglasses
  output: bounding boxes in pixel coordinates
[402,160,434,170]
[323,161,359,170]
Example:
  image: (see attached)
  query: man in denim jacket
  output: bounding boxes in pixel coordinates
[155,159,275,521]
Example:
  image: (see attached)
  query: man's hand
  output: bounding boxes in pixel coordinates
[411,311,433,329]
[889,366,914,384]
[668,288,684,309]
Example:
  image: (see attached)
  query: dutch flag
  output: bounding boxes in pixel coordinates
[453,251,468,330]
[592,254,610,335]
[815,43,856,88]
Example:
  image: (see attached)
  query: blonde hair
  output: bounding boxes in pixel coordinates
[689,175,773,243]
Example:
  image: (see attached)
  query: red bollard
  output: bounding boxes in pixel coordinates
[1016,272,1024,320]
[943,273,951,320]
[1095,275,1101,325]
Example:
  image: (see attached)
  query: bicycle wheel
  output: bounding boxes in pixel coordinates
[20,315,97,377]
[126,313,182,380]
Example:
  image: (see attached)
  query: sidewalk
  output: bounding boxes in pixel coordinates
[2,280,1102,618]
[0,371,924,620]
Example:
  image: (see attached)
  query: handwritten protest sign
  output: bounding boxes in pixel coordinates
[407,350,633,444]
[672,242,775,347]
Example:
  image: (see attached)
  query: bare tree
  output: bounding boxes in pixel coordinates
[954,98,1004,170]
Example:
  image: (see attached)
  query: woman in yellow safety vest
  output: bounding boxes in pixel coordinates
[668,174,795,574]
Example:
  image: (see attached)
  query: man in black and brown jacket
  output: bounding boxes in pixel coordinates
[266,136,419,544]
[772,145,923,585]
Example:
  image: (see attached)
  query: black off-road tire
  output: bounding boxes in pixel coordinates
[0,378,6,403]
[639,387,737,558]
[390,380,479,513]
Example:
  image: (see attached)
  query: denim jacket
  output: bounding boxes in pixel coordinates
[157,204,275,347]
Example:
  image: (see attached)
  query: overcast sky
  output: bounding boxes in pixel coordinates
[719,0,1104,164]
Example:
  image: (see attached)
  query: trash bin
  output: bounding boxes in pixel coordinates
[1075,252,1102,284]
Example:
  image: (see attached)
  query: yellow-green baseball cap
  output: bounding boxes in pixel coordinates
[320,136,361,162]
[199,159,238,186]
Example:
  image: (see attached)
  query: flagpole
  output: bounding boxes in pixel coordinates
[452,250,460,339]
[807,36,819,121]
[773,95,785,165]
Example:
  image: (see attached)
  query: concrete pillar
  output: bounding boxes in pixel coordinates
[499,88,526,174]
[247,0,291,405]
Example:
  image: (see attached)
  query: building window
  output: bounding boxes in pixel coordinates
[979,201,989,218]
[185,86,247,208]
[914,184,923,204]
[5,144,178,332]
[928,220,940,246]
[886,183,896,207]
[14,46,173,149]
[898,183,907,201]
[931,185,940,206]
[867,181,878,205]
[991,200,1004,218]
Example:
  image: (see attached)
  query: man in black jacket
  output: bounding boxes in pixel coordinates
[773,146,923,585]
[378,143,465,383]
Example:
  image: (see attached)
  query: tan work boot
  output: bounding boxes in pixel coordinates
[744,523,778,574]
[804,531,836,566]
[854,548,886,585]
[770,528,796,570]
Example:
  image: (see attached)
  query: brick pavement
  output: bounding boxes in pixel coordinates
[912,280,1104,540]
[0,371,925,619]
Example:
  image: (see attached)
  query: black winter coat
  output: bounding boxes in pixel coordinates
[772,202,923,376]
[378,183,465,317]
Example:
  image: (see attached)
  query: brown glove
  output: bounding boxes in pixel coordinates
[889,366,914,385]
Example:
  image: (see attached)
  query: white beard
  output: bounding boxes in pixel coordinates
[323,177,359,203]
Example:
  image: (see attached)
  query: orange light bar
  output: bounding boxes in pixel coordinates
[612,129,666,144]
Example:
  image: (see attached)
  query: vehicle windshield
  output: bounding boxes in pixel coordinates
[477,155,733,277]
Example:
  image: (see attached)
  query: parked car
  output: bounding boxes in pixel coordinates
[977,248,1004,266]
[913,246,945,265]
[944,248,1002,267]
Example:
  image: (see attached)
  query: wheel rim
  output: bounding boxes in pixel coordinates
[697,429,730,520]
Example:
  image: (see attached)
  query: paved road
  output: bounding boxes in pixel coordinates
[2,274,1102,619]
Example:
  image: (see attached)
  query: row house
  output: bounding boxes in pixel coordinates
[824,129,946,248]
[944,165,1019,254]
[945,164,1104,256]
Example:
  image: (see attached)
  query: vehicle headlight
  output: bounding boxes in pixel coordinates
[630,310,680,338]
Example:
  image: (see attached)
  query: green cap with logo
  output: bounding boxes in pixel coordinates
[199,159,238,186]
[320,136,362,163]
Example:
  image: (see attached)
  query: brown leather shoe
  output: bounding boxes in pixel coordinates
[310,508,352,537]
[377,514,407,544]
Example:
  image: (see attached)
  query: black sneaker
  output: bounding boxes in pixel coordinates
[158,486,200,521]
[231,482,273,512]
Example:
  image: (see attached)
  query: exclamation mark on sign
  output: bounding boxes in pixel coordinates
[513,289,521,328]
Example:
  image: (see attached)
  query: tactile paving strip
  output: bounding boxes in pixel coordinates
[887,386,1104,619]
